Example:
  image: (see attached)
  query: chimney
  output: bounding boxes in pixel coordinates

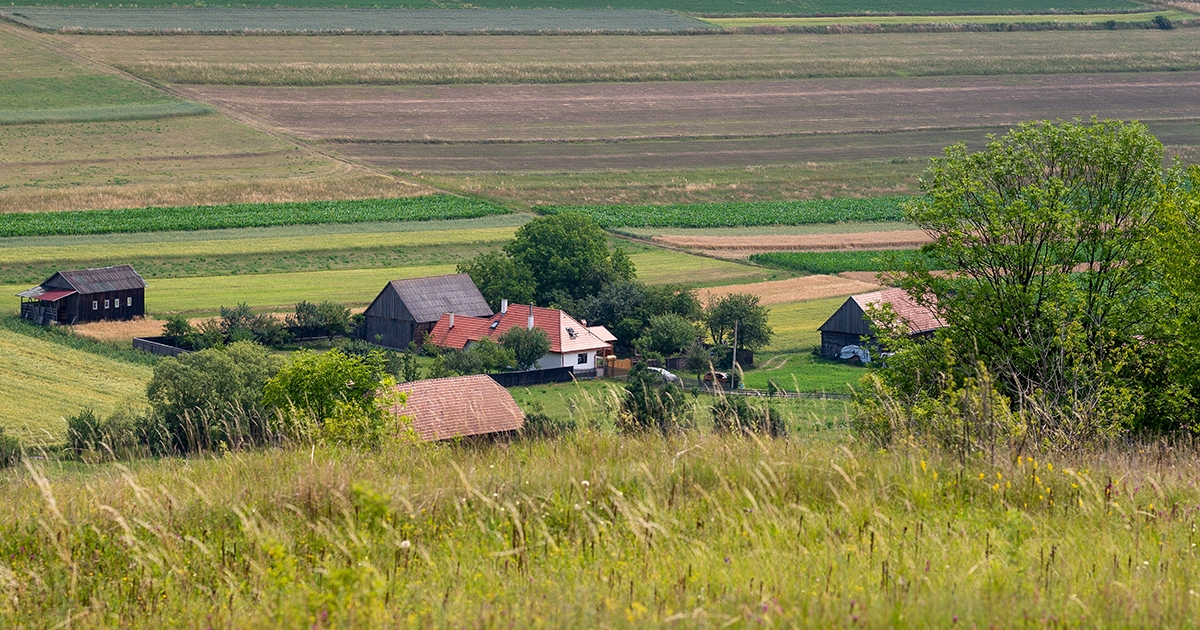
[449,313,455,329]
[527,304,534,331]
[581,319,587,327]
[501,299,508,315]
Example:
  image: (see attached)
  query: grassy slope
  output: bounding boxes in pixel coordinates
[0,327,150,444]
[1,432,1193,626]
[767,296,849,352]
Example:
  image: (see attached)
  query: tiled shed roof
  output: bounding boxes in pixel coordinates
[852,288,945,335]
[392,374,524,441]
[427,304,613,354]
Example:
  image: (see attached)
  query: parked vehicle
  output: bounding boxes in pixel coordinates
[702,371,730,384]
[647,366,682,384]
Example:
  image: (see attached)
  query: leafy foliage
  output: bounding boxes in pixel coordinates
[499,326,551,371]
[504,213,635,304]
[286,301,353,338]
[576,281,700,351]
[619,363,687,434]
[703,293,773,352]
[263,349,403,448]
[457,250,536,312]
[0,195,508,237]
[541,197,907,228]
[145,342,285,454]
[634,313,698,358]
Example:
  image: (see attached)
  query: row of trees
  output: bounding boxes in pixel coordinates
[863,119,1200,448]
[162,301,354,351]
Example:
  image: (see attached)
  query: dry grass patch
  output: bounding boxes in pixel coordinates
[70,317,164,343]
[698,274,880,307]
[655,230,932,256]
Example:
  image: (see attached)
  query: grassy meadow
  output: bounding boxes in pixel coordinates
[0,326,151,444]
[4,430,1199,627]
[704,9,1193,27]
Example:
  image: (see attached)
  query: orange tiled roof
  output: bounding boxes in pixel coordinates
[392,374,524,441]
[426,303,612,354]
[852,288,945,335]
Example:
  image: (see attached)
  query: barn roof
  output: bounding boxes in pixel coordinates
[369,274,492,323]
[819,287,944,336]
[392,374,524,441]
[427,304,613,354]
[19,265,145,298]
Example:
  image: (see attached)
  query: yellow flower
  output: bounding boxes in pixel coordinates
[1006,481,1011,489]
[921,460,927,472]
[997,472,1003,480]
[978,473,985,480]
[1047,463,1053,472]
[992,483,1000,491]
[933,471,939,481]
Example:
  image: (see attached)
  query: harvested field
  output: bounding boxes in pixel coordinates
[655,229,932,255]
[61,29,1200,86]
[696,274,880,307]
[177,74,1200,143]
[70,317,165,343]
[839,270,888,284]
[705,10,1193,28]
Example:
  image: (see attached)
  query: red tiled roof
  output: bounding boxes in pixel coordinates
[16,287,76,302]
[852,288,945,335]
[391,374,524,441]
[426,304,612,354]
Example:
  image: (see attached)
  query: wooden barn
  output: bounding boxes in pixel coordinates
[818,288,944,359]
[362,274,493,349]
[17,264,146,326]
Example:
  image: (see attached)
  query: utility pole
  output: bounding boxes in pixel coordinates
[732,319,739,388]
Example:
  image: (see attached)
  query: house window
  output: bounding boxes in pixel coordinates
[127,297,132,306]
[92,301,98,310]
[577,353,588,365]
[113,299,119,309]
[105,300,110,309]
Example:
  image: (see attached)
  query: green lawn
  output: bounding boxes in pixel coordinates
[741,351,865,394]
[766,296,848,353]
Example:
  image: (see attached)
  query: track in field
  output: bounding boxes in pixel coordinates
[177,73,1200,172]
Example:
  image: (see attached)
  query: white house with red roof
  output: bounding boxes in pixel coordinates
[427,300,616,372]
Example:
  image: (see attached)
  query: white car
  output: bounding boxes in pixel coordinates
[647,366,682,384]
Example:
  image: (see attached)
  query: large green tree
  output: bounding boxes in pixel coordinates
[703,293,773,352]
[457,250,536,312]
[503,213,635,304]
[888,118,1178,439]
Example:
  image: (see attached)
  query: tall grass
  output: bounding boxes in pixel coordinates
[2,430,1198,626]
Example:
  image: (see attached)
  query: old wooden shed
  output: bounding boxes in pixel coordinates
[817,288,944,359]
[17,265,146,326]
[362,274,493,349]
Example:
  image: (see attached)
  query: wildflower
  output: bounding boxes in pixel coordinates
[978,473,985,481]
[582,480,590,487]
[921,460,927,472]
[996,472,1002,480]
[400,540,411,550]
[933,471,939,481]
[1006,481,1011,489]
[992,484,1000,492]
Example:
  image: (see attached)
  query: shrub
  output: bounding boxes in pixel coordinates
[145,341,285,454]
[634,313,698,357]
[619,363,686,434]
[710,394,787,437]
[66,405,146,461]
[262,349,403,448]
[221,303,292,347]
[499,326,551,371]
[519,401,577,439]
[287,301,353,338]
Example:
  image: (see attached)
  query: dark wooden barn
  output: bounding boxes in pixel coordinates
[362,274,492,349]
[817,288,944,359]
[17,265,146,326]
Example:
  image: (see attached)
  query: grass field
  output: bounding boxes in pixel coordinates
[5,431,1196,626]
[67,30,1200,86]
[0,326,151,444]
[767,296,849,352]
[704,9,1192,27]
[740,351,865,392]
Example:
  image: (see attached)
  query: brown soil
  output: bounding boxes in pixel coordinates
[655,230,932,253]
[697,275,881,307]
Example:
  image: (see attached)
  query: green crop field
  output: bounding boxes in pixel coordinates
[541,198,907,228]
[0,196,509,237]
[0,325,151,444]
[751,250,923,274]
[1,8,715,33]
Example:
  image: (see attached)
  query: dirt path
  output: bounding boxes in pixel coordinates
[697,274,881,306]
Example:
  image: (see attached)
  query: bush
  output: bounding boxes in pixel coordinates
[0,427,20,469]
[262,349,403,448]
[619,363,687,434]
[519,401,577,439]
[145,341,285,454]
[65,405,145,461]
[499,326,551,371]
[710,394,787,437]
[221,303,292,347]
[342,339,423,382]
[634,313,698,357]
[287,301,353,338]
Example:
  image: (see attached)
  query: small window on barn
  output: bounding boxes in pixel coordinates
[105,300,110,309]
[577,353,587,365]
[113,300,119,309]
[127,297,132,306]
[93,301,98,310]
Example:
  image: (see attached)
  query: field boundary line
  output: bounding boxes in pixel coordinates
[0,20,436,195]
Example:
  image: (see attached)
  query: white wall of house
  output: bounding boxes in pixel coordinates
[535,351,596,371]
